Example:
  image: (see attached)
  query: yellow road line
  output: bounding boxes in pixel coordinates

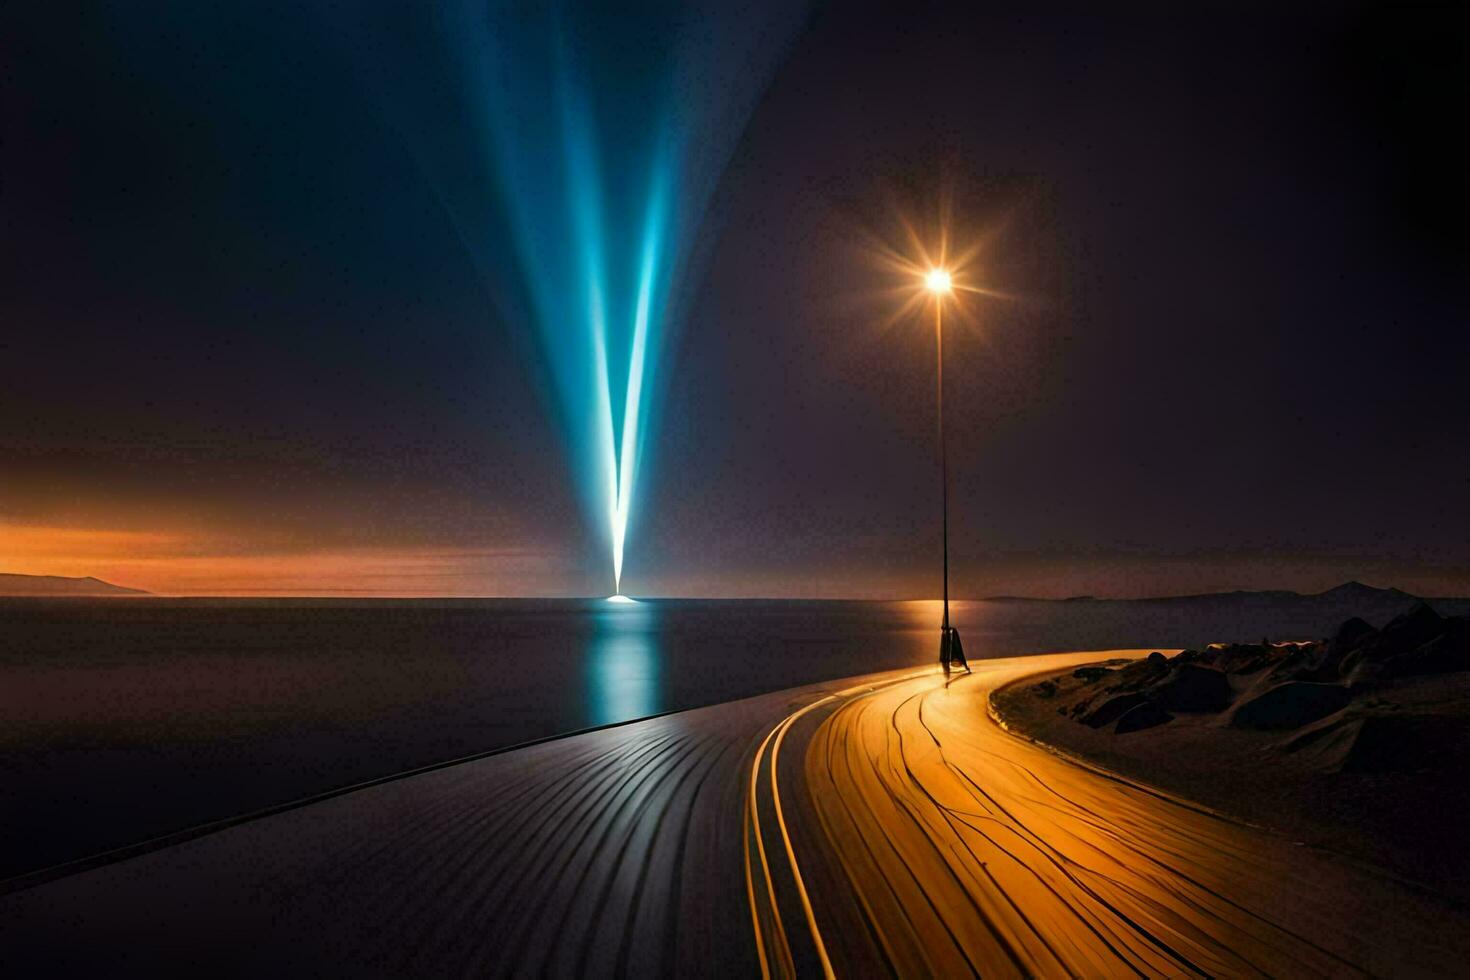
[746,667,941,978]
[746,722,792,978]
[742,804,771,980]
[769,694,838,979]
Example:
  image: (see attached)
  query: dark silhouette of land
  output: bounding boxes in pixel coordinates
[988,579,1467,620]
[0,573,149,596]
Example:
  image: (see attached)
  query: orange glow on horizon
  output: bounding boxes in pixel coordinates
[0,522,565,596]
[6,523,1467,600]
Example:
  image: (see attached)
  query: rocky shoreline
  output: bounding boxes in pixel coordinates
[993,603,1470,900]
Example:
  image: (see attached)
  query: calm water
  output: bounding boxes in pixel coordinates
[0,594,1428,880]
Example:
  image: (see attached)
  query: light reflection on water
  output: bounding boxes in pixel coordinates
[584,600,662,727]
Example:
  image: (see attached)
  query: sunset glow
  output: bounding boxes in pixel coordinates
[0,523,565,596]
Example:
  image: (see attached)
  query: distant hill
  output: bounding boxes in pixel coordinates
[981,580,1470,635]
[1310,580,1419,604]
[0,573,150,596]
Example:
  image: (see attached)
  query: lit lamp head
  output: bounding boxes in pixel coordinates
[925,268,952,295]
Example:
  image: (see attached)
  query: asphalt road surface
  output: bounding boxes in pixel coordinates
[4,652,1467,977]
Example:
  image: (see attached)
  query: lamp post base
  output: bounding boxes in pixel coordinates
[940,626,970,674]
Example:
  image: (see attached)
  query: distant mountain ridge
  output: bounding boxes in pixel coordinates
[1314,580,1419,603]
[0,573,149,596]
[983,580,1470,626]
[986,581,1435,604]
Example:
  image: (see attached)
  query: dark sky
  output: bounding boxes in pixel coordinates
[3,1,1467,597]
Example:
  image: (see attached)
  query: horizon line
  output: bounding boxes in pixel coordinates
[4,584,1461,603]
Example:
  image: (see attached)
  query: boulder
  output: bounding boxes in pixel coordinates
[1318,617,1377,678]
[1286,713,1470,774]
[1268,643,1322,681]
[1381,619,1470,677]
[1228,681,1351,730]
[1351,603,1443,667]
[1115,700,1173,734]
[1205,643,1275,675]
[1081,692,1151,728]
[1271,640,1362,684]
[1111,657,1171,691]
[1280,714,1365,772]
[1342,607,1462,684]
[1330,616,1376,654]
[1149,663,1233,712]
[1073,665,1112,683]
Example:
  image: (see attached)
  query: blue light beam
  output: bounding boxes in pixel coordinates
[611,170,669,592]
[337,3,810,594]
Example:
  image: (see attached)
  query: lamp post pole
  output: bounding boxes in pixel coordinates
[936,295,950,639]
[921,265,965,673]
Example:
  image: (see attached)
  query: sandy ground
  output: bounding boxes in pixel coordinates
[5,652,1468,977]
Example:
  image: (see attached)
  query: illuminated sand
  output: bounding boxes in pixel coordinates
[3,653,1467,975]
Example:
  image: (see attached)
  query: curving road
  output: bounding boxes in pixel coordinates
[4,652,1468,976]
[758,653,1470,977]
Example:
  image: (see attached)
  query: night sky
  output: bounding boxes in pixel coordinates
[4,2,1467,597]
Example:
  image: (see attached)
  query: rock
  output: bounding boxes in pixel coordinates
[1206,643,1275,675]
[1364,603,1442,661]
[1285,713,1470,774]
[1114,700,1173,734]
[1081,692,1151,728]
[1381,618,1470,678]
[1270,640,1356,683]
[1330,616,1376,653]
[1268,643,1317,681]
[1147,651,1166,665]
[1149,663,1233,712]
[1032,679,1059,698]
[1073,666,1112,682]
[1228,681,1351,730]
[1342,605,1453,682]
[1280,714,1363,771]
[1112,657,1171,691]
[1319,618,1377,678]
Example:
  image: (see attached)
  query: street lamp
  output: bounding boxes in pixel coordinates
[925,266,968,674]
